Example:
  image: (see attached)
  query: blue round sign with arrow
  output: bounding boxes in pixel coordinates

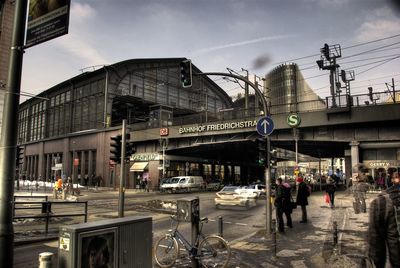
[256,116,274,136]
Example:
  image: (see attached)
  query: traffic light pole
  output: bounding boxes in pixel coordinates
[194,72,272,234]
[118,119,127,217]
[0,0,28,266]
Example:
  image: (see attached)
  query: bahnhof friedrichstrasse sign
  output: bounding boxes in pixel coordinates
[178,120,257,134]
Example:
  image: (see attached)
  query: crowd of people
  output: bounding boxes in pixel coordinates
[274,164,400,267]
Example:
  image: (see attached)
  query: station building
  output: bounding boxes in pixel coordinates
[17,58,263,189]
[16,58,400,190]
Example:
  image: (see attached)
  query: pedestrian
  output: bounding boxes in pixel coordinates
[325,177,336,208]
[367,171,400,268]
[351,164,369,213]
[296,176,310,223]
[274,178,293,232]
[84,174,89,186]
[146,176,151,192]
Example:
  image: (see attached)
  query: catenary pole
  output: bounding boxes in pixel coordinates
[195,72,272,234]
[0,0,28,266]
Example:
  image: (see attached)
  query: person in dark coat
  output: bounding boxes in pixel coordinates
[296,177,310,223]
[367,171,400,268]
[274,178,293,232]
[352,164,370,213]
[325,177,336,208]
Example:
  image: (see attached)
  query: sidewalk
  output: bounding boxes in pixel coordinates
[227,190,375,268]
[13,189,375,267]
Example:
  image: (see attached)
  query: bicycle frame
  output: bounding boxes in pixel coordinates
[169,220,207,257]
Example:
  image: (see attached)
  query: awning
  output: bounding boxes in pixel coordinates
[130,162,148,172]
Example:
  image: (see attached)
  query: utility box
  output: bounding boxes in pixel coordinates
[58,216,152,268]
[177,197,199,222]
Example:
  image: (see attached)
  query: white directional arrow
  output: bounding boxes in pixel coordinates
[261,119,270,134]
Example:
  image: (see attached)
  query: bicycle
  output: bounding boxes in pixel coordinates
[154,216,231,268]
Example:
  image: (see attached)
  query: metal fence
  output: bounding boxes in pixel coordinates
[13,196,88,235]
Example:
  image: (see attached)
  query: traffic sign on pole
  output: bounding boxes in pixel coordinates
[256,116,274,136]
[287,113,301,128]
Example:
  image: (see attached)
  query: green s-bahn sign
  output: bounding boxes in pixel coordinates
[287,113,301,128]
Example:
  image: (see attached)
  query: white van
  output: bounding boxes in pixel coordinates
[162,176,205,193]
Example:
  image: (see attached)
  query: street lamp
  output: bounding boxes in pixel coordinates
[196,71,272,234]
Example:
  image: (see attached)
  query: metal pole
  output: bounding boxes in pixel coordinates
[393,78,396,103]
[0,0,27,266]
[265,136,272,233]
[294,128,299,165]
[319,158,322,191]
[162,139,165,179]
[271,219,277,257]
[196,72,271,234]
[38,252,53,268]
[218,216,223,237]
[118,120,127,217]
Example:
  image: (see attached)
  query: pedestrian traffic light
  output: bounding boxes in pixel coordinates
[180,60,192,88]
[321,43,330,60]
[15,146,24,169]
[110,135,122,164]
[257,139,266,167]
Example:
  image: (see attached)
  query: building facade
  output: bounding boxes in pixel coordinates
[17,58,238,188]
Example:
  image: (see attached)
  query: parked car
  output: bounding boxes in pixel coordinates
[160,176,204,193]
[159,177,173,192]
[244,184,266,198]
[206,180,223,191]
[215,186,258,209]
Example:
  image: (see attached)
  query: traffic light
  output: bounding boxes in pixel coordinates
[257,139,266,167]
[125,141,136,159]
[321,43,330,60]
[15,146,24,169]
[368,87,373,101]
[110,135,122,164]
[180,60,192,88]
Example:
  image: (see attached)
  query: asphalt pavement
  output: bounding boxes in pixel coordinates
[12,187,375,268]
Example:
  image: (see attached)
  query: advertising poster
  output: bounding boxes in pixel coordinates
[26,0,71,47]
[79,228,118,268]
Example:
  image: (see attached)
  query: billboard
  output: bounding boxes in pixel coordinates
[26,0,71,48]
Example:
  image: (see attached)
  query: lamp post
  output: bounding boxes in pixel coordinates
[195,72,272,234]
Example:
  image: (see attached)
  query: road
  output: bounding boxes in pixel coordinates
[13,189,267,267]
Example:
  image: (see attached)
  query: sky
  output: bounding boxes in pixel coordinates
[20,0,400,103]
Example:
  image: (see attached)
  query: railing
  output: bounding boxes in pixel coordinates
[13,199,88,234]
[128,90,399,131]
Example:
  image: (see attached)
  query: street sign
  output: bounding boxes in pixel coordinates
[256,116,274,136]
[73,158,79,166]
[287,113,301,128]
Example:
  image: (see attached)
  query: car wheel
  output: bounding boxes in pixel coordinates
[215,204,220,209]
[245,201,250,209]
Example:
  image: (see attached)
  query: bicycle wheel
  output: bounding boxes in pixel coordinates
[154,235,179,267]
[198,235,231,268]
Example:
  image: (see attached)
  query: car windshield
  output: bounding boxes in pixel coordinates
[220,186,239,192]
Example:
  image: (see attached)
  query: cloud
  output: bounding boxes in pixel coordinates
[302,0,351,8]
[192,34,295,55]
[70,2,96,22]
[354,7,400,42]
[53,2,109,66]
